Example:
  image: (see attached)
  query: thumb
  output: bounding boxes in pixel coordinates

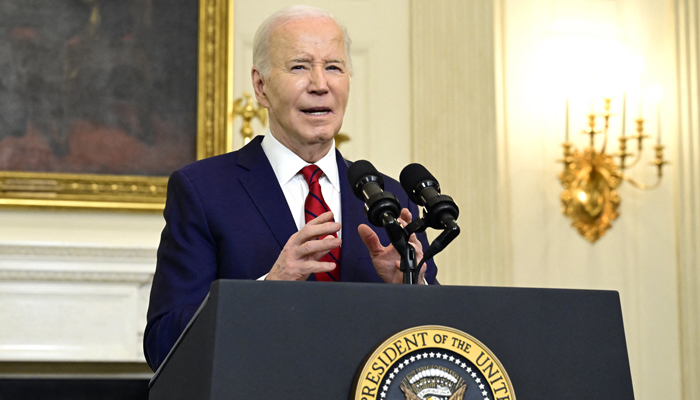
[358,224,383,255]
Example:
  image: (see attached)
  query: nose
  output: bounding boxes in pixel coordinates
[308,65,329,94]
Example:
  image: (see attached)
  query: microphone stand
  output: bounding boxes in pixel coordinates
[381,214,419,284]
[377,210,460,285]
[405,214,460,273]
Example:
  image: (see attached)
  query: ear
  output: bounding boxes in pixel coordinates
[251,67,271,109]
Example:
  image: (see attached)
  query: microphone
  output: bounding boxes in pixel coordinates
[347,160,401,227]
[399,163,459,229]
[400,163,461,268]
[349,160,417,283]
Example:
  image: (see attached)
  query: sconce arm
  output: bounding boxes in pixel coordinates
[599,126,609,155]
[620,174,662,190]
[619,147,643,170]
[620,156,668,190]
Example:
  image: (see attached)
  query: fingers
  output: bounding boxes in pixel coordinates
[295,211,341,258]
[293,211,341,244]
[358,224,384,255]
[295,234,341,260]
[407,233,423,258]
[301,259,338,273]
[417,262,428,285]
[397,208,413,227]
[266,259,336,281]
[307,210,336,225]
[266,212,341,281]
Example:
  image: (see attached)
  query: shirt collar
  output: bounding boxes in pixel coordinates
[260,129,340,191]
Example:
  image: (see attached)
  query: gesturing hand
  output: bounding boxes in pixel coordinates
[358,208,427,284]
[266,211,341,281]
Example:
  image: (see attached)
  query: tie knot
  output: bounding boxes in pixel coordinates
[301,165,322,185]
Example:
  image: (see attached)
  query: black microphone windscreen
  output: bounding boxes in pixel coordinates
[347,160,384,198]
[399,163,437,203]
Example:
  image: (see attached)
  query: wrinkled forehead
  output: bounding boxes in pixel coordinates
[269,17,348,59]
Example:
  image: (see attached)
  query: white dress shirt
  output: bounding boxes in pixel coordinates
[257,132,426,283]
[259,130,342,235]
[257,131,342,281]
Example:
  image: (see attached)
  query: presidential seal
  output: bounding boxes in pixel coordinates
[354,326,515,400]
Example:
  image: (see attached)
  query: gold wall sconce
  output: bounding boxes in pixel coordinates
[558,94,668,243]
[335,133,350,148]
[232,92,267,146]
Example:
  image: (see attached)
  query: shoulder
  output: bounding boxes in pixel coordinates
[164,152,240,200]
[177,151,240,180]
[172,136,266,184]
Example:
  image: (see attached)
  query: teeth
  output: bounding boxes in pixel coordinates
[305,110,329,115]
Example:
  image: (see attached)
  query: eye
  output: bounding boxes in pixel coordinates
[291,65,306,70]
[327,65,343,72]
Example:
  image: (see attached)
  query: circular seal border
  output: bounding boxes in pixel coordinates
[353,325,516,400]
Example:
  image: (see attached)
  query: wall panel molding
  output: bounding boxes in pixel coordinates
[0,270,152,284]
[674,0,700,398]
[0,243,155,262]
[410,0,512,286]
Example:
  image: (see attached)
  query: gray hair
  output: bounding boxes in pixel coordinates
[252,5,353,79]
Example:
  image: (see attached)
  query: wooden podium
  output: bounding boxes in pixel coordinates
[148,280,635,399]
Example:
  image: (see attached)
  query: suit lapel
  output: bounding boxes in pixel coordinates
[237,136,298,248]
[237,141,369,282]
[337,154,370,281]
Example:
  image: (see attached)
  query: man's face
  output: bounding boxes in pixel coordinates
[253,17,350,159]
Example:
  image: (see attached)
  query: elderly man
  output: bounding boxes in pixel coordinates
[144,5,438,371]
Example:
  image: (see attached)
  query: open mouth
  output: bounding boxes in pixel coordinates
[301,107,332,116]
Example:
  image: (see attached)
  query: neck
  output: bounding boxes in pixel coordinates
[270,130,334,163]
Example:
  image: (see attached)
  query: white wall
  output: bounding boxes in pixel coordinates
[502,1,681,399]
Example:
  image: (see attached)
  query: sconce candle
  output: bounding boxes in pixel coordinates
[621,93,626,137]
[565,98,570,142]
[638,75,644,119]
[657,101,662,144]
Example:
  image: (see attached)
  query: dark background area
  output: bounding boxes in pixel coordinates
[0,378,149,400]
[0,0,198,176]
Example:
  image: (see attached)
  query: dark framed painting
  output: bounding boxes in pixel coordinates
[0,0,233,210]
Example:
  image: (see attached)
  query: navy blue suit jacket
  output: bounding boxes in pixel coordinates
[144,136,438,370]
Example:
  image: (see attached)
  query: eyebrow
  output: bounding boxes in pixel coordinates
[289,56,312,63]
[325,58,346,65]
[288,56,346,65]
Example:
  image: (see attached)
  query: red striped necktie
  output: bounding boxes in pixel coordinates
[301,164,340,282]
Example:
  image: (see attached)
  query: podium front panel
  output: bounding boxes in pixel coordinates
[149,280,634,399]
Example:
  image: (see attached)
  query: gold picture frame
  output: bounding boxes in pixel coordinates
[0,0,234,211]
